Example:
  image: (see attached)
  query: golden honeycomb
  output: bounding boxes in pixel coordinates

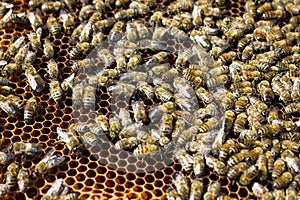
[0,0,297,199]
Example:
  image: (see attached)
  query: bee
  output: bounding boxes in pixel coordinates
[257,124,283,137]
[173,77,195,99]
[15,44,29,65]
[69,42,90,59]
[133,143,158,156]
[5,162,18,189]
[91,32,104,47]
[82,132,98,146]
[72,84,84,106]
[227,162,250,180]
[273,172,293,189]
[257,154,268,181]
[109,116,121,137]
[272,158,286,180]
[219,139,235,162]
[129,1,150,16]
[248,96,268,115]
[46,59,59,79]
[252,182,268,198]
[26,10,43,32]
[79,22,92,43]
[203,182,221,200]
[137,130,157,145]
[41,178,68,200]
[50,80,63,103]
[234,96,248,113]
[57,127,80,152]
[285,156,300,174]
[257,2,272,14]
[265,150,274,172]
[43,39,54,59]
[60,10,75,34]
[174,149,194,173]
[285,102,300,114]
[219,51,237,64]
[176,126,197,147]
[189,179,203,200]
[239,165,258,186]
[24,96,37,123]
[17,168,29,192]
[115,8,138,20]
[285,3,300,15]
[41,1,63,12]
[146,52,169,67]
[136,82,154,100]
[166,188,180,200]
[174,172,190,200]
[171,119,185,141]
[227,149,248,167]
[6,94,24,111]
[10,141,42,156]
[25,66,45,92]
[205,155,226,175]
[192,154,205,177]
[195,103,219,120]
[262,10,284,20]
[9,36,25,56]
[257,80,275,104]
[46,16,61,37]
[149,11,163,26]
[197,117,218,133]
[27,27,42,51]
[291,174,300,190]
[195,87,213,104]
[87,123,104,136]
[79,5,94,22]
[286,186,297,200]
[59,194,79,200]
[155,87,173,102]
[93,18,115,33]
[127,54,142,70]
[222,110,235,134]
[159,113,173,135]
[0,151,14,165]
[60,73,75,92]
[131,100,146,123]
[271,76,291,104]
[95,114,109,132]
[83,85,95,109]
[206,74,230,88]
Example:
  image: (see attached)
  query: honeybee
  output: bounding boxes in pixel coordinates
[129,1,150,16]
[78,5,94,22]
[285,3,300,15]
[43,39,54,59]
[115,8,138,20]
[96,114,109,132]
[218,139,235,161]
[60,10,75,34]
[272,76,291,104]
[57,127,80,152]
[46,59,59,79]
[91,32,104,47]
[273,172,293,189]
[136,82,154,100]
[27,10,43,32]
[171,119,185,140]
[149,11,163,26]
[262,10,284,20]
[127,54,142,70]
[176,127,197,147]
[166,188,180,200]
[9,36,25,56]
[41,1,63,12]
[146,52,169,67]
[173,77,195,99]
[25,66,45,92]
[198,117,218,133]
[159,113,173,135]
[93,18,115,33]
[174,172,190,200]
[72,84,84,106]
[192,154,205,177]
[189,179,202,200]
[82,132,98,146]
[203,182,221,200]
[46,16,61,37]
[133,143,158,156]
[137,130,157,145]
[195,103,219,120]
[272,158,286,180]
[291,174,300,190]
[205,155,226,175]
[109,116,121,136]
[222,110,235,134]
[285,156,300,174]
[69,42,90,59]
[252,182,268,198]
[0,95,17,116]
[265,150,274,172]
[155,87,174,102]
[82,85,95,109]
[174,149,194,173]
[131,100,146,123]
[87,123,104,136]
[5,162,18,189]
[17,168,29,192]
[59,193,79,200]
[285,102,300,114]
[227,162,250,180]
[15,44,29,65]
[27,27,42,51]
[41,178,68,200]
[195,87,213,104]
[79,22,92,43]
[227,149,248,167]
[239,165,258,186]
[50,80,63,103]
[60,73,75,92]
[206,75,230,88]
[23,96,37,123]
[257,80,275,104]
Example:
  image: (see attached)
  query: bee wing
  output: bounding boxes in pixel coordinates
[64,73,75,87]
[46,178,63,195]
[27,73,38,90]
[2,3,13,8]
[2,9,12,22]
[47,155,65,168]
[0,60,7,67]
[0,100,16,115]
[44,148,55,158]
[36,27,42,39]
[26,11,35,25]
[59,9,67,22]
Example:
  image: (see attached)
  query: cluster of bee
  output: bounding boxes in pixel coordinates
[1,0,300,198]
[0,141,76,199]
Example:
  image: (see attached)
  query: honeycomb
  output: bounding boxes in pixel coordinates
[0,0,298,199]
